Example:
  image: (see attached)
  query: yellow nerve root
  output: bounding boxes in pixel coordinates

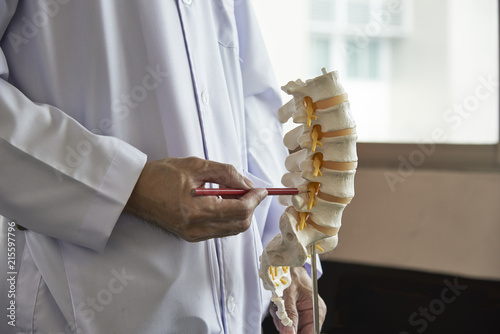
[312,152,323,177]
[270,266,291,287]
[315,244,325,252]
[303,96,317,127]
[298,212,308,231]
[307,182,321,210]
[311,125,323,153]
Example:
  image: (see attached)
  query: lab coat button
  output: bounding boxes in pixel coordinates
[201,90,210,105]
[182,0,192,5]
[227,296,236,313]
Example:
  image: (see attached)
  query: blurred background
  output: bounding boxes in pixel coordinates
[254,0,500,333]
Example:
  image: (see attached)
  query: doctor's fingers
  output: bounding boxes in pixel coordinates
[196,188,268,221]
[179,188,267,239]
[185,157,254,190]
[179,217,255,242]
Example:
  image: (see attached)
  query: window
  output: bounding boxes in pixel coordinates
[345,38,380,79]
[253,0,499,145]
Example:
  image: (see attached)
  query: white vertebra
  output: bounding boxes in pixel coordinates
[259,69,358,326]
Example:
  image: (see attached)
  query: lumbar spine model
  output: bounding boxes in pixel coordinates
[259,68,358,326]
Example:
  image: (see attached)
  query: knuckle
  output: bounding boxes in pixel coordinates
[185,156,199,164]
[185,211,204,226]
[179,203,195,220]
[238,218,252,232]
[182,228,201,242]
[240,203,254,219]
[223,163,239,180]
[225,163,238,175]
[184,156,202,169]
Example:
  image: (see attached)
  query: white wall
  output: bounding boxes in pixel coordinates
[252,0,309,99]
[447,0,499,143]
[390,0,451,141]
[390,0,498,143]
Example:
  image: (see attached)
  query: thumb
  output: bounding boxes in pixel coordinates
[279,297,299,334]
[280,324,296,334]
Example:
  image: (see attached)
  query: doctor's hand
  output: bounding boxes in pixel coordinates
[270,267,327,334]
[124,157,268,241]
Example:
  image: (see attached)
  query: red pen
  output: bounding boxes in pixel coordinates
[192,188,300,197]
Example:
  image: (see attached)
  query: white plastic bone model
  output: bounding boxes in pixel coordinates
[259,68,358,326]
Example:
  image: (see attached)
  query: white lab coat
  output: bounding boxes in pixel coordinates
[0,1,288,333]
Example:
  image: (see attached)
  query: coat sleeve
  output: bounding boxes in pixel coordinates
[0,1,147,252]
[235,0,289,246]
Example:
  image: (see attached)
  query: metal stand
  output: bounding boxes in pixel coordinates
[311,243,320,334]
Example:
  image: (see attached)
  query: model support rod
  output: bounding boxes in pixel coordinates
[311,243,320,334]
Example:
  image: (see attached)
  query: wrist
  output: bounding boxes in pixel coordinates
[124,161,150,216]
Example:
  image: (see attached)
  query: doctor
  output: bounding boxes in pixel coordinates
[0,1,325,333]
